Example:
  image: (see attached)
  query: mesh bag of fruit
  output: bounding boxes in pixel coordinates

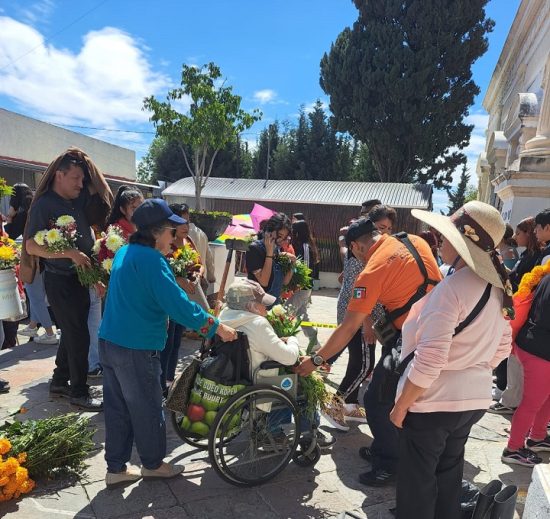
[179,334,250,437]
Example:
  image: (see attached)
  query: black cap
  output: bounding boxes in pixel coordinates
[131,199,187,229]
[345,218,376,252]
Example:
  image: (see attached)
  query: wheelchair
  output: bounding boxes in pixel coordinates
[169,335,322,487]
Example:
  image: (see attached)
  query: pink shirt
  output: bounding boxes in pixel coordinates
[397,267,512,413]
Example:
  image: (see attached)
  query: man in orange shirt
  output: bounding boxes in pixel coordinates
[296,218,441,486]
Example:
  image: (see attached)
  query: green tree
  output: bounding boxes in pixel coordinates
[143,62,261,209]
[320,0,494,187]
[137,137,191,184]
[464,185,478,204]
[446,165,470,214]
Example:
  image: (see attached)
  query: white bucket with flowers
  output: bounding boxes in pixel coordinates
[0,236,23,319]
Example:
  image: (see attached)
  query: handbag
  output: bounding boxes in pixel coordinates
[165,354,201,413]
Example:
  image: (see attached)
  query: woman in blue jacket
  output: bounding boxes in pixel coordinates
[99,199,236,489]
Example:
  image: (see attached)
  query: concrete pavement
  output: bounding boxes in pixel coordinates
[0,289,539,518]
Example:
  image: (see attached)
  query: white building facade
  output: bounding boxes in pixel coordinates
[478,0,550,225]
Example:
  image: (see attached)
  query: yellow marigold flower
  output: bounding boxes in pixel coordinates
[56,215,76,227]
[3,474,18,495]
[15,466,27,484]
[45,228,62,244]
[16,452,27,464]
[21,478,35,493]
[0,247,15,261]
[0,438,11,455]
[0,475,9,486]
[2,458,18,476]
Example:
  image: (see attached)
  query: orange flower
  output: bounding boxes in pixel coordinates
[16,452,27,464]
[0,475,9,486]
[0,438,11,455]
[1,457,18,476]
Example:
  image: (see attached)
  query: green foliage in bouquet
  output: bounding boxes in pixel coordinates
[0,413,96,478]
[276,254,293,275]
[266,304,302,338]
[284,259,313,291]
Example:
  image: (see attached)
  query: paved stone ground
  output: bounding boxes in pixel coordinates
[0,289,540,518]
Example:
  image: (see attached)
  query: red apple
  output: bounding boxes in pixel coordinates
[187,404,206,423]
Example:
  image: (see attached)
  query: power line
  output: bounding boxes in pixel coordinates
[0,0,110,73]
[54,123,155,134]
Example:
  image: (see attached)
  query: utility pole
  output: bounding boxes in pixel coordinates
[264,124,273,188]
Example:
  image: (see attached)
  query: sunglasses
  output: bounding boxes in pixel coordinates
[163,227,177,238]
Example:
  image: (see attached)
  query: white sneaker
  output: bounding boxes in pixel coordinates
[34,333,59,345]
[19,325,39,337]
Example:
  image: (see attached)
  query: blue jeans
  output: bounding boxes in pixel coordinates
[268,403,319,434]
[24,270,53,328]
[363,355,399,472]
[99,339,166,473]
[87,288,102,371]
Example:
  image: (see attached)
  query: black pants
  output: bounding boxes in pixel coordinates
[396,409,485,519]
[495,358,508,391]
[363,355,399,472]
[44,272,91,398]
[329,329,375,403]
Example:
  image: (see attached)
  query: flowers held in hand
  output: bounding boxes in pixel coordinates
[266,304,302,338]
[93,226,127,276]
[168,244,201,280]
[0,438,35,502]
[0,236,19,270]
[33,215,77,253]
[284,258,313,291]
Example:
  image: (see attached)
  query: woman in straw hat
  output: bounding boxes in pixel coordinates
[389,201,513,519]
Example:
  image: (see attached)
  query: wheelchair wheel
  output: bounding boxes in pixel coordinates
[169,409,209,450]
[292,438,321,467]
[208,385,300,487]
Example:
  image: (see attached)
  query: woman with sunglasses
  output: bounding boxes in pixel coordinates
[98,199,237,488]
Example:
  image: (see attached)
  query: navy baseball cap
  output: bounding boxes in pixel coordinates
[345,218,376,258]
[131,198,187,228]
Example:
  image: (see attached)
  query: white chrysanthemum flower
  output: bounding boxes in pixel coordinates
[105,233,124,252]
[56,215,75,227]
[271,304,285,316]
[45,228,62,244]
[92,238,101,255]
[102,258,113,273]
[34,230,47,246]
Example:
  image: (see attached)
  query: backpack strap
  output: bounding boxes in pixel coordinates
[396,282,492,376]
[385,232,439,324]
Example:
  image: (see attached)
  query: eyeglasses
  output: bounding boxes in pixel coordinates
[163,227,177,238]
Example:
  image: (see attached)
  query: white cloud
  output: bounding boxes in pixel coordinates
[0,17,170,127]
[17,0,56,25]
[253,89,277,104]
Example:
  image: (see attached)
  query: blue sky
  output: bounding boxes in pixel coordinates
[0,0,521,211]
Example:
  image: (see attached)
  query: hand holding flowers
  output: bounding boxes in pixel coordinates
[168,244,201,280]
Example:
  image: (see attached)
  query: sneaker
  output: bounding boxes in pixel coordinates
[0,378,10,394]
[501,448,542,467]
[18,325,39,337]
[141,462,184,479]
[49,383,71,398]
[87,368,103,378]
[359,446,373,462]
[526,436,550,452]
[34,333,59,345]
[316,430,336,450]
[343,404,367,423]
[487,402,515,415]
[105,466,142,489]
[492,386,503,401]
[359,468,396,487]
[70,395,104,411]
[321,400,350,432]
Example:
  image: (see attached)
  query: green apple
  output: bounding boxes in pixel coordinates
[189,390,202,405]
[204,410,217,426]
[180,416,191,431]
[202,398,220,412]
[190,421,209,436]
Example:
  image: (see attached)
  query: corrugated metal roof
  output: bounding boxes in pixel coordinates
[162,177,432,209]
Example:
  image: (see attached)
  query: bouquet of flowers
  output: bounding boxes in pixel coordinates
[284,258,313,291]
[168,244,201,280]
[91,225,127,277]
[276,253,293,274]
[34,215,102,287]
[0,438,34,502]
[0,236,19,270]
[0,413,95,482]
[266,304,302,338]
[0,178,13,198]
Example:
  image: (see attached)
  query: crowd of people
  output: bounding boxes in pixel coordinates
[0,146,549,518]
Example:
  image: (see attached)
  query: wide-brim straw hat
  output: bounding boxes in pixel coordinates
[412,201,506,289]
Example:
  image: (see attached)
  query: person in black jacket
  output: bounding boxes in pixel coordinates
[5,183,33,240]
[509,217,541,291]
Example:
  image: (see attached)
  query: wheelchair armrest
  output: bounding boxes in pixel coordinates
[259,360,288,370]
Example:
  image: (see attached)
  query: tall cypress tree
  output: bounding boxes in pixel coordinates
[320,0,493,187]
[446,165,471,215]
